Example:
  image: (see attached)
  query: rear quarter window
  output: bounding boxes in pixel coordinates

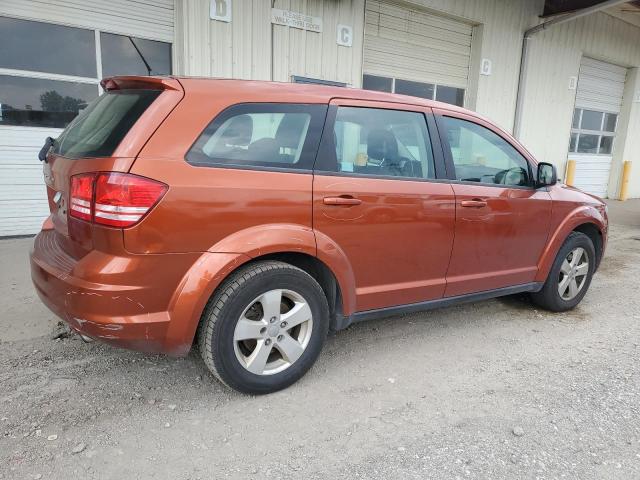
[186,103,327,171]
[53,89,161,159]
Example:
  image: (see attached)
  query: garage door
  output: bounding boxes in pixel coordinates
[363,0,472,106]
[568,57,627,198]
[0,0,174,237]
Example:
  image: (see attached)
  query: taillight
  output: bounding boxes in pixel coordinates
[69,173,95,222]
[69,173,167,228]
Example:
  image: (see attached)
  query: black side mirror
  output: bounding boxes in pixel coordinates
[536,162,557,187]
[38,136,55,163]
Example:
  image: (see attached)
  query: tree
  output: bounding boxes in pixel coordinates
[40,90,87,112]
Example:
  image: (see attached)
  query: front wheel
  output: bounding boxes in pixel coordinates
[531,231,596,312]
[198,261,329,394]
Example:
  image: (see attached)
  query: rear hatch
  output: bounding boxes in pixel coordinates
[42,77,183,259]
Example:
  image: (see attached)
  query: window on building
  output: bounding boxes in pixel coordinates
[101,33,172,77]
[0,17,96,77]
[186,104,326,170]
[362,74,465,107]
[0,16,172,129]
[325,106,435,179]
[441,116,531,187]
[569,108,617,155]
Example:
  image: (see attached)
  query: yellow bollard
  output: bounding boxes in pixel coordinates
[565,159,576,186]
[619,160,632,201]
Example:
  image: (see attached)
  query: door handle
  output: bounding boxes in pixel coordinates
[460,199,487,208]
[323,196,362,206]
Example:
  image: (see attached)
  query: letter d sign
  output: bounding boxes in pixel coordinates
[337,24,353,47]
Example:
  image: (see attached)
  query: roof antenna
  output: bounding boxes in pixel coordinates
[127,36,152,76]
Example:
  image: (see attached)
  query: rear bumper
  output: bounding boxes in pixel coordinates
[30,229,245,356]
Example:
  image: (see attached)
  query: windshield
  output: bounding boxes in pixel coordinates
[53,89,160,159]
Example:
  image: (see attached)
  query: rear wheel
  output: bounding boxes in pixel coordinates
[198,261,329,394]
[531,232,596,312]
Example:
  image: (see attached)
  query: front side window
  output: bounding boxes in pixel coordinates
[322,106,435,179]
[441,116,531,187]
[569,108,617,155]
[186,104,326,170]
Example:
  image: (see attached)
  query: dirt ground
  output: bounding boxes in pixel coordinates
[1,201,639,480]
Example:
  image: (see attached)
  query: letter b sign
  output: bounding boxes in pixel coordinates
[337,24,353,47]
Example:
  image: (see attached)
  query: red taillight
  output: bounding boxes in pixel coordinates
[69,173,95,222]
[69,173,167,228]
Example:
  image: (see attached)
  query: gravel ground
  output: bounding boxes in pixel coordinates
[1,202,639,479]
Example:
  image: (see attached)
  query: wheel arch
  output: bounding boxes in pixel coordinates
[242,252,347,333]
[572,222,604,269]
[535,206,606,283]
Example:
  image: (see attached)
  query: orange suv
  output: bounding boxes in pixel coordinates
[30,76,608,394]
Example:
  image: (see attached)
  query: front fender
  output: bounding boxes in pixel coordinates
[534,205,606,283]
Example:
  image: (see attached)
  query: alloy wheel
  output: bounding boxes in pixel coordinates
[233,289,313,375]
[558,247,589,300]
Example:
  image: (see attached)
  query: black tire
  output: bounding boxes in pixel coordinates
[197,260,329,394]
[531,231,596,312]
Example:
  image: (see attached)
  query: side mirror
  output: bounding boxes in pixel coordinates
[536,162,557,187]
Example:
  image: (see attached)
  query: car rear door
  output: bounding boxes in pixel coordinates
[434,108,552,297]
[312,99,455,313]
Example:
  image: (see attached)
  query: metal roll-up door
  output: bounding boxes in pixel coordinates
[0,0,174,236]
[363,0,472,106]
[568,57,627,198]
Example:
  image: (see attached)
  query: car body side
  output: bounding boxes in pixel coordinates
[30,77,608,356]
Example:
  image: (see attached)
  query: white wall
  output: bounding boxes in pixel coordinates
[517,11,640,199]
[175,0,365,86]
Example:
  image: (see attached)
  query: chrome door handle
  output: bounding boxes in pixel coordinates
[460,199,487,208]
[323,196,362,206]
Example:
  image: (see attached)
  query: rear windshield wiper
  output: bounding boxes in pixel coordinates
[38,136,55,163]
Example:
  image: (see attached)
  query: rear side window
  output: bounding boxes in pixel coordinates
[53,89,160,159]
[316,106,436,179]
[186,103,327,170]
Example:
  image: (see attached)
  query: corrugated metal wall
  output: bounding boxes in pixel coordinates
[518,11,640,198]
[176,0,365,86]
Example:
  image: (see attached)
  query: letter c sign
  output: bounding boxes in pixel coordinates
[337,24,353,47]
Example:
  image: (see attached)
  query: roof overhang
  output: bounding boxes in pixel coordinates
[543,0,640,20]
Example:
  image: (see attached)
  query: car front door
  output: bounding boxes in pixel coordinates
[313,100,455,312]
[434,109,553,297]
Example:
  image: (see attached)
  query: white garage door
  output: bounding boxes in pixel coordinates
[363,0,472,106]
[0,0,174,237]
[568,57,627,198]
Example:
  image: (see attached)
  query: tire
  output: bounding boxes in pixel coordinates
[197,261,329,394]
[531,232,596,312]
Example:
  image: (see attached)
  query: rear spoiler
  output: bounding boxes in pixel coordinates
[101,76,182,92]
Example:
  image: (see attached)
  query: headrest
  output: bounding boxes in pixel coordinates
[220,114,253,147]
[276,114,307,149]
[367,129,398,161]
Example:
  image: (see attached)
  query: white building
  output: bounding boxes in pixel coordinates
[1,0,639,236]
